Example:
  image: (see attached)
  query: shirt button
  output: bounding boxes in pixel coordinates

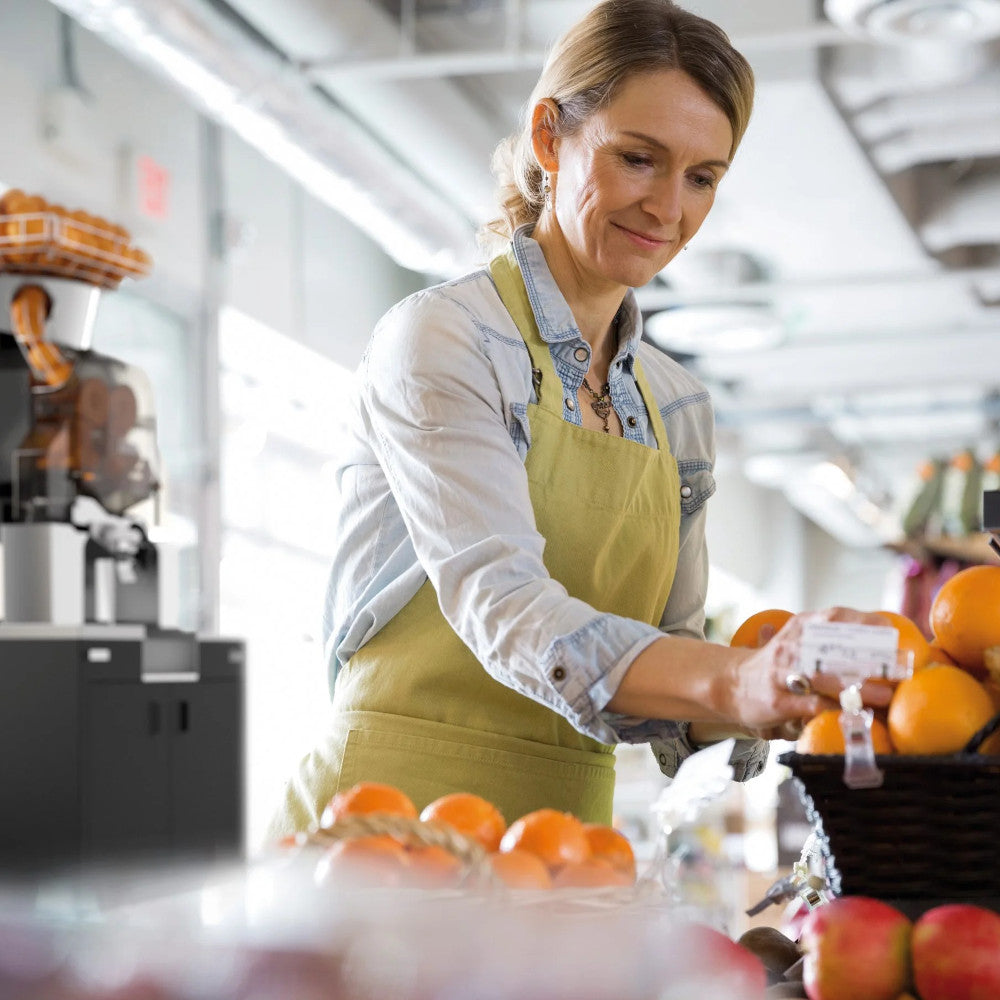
[627,415,637,428]
[573,347,588,362]
[680,484,693,498]
[552,666,566,681]
[658,752,668,766]
[565,397,575,411]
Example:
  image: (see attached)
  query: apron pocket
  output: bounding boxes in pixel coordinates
[340,719,616,825]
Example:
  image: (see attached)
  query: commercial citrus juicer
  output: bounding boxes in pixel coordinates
[0,191,244,867]
[0,191,172,627]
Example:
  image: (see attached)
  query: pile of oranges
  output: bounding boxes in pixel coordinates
[732,564,1000,757]
[284,783,638,893]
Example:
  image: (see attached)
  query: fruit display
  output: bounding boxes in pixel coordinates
[794,896,1000,1000]
[723,598,1000,759]
[279,781,640,894]
[0,188,152,288]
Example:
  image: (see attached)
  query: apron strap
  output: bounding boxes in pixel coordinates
[633,358,671,453]
[490,246,674,454]
[489,249,563,419]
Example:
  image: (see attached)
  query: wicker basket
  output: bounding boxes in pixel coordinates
[778,713,1000,917]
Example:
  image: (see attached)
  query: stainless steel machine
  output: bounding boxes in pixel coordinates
[0,193,244,871]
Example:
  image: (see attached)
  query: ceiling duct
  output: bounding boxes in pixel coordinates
[47,0,478,275]
[871,117,1000,171]
[230,0,503,228]
[825,0,1000,43]
[851,72,1000,141]
[921,172,1000,250]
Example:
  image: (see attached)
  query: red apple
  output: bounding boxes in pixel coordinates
[662,922,768,999]
[912,903,1000,1000]
[799,896,912,1000]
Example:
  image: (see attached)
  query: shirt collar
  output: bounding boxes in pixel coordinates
[511,224,642,366]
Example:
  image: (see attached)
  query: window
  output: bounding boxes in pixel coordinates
[217,306,353,853]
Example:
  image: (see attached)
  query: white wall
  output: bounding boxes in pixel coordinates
[706,462,898,622]
[221,132,423,369]
[800,520,900,614]
[706,466,808,615]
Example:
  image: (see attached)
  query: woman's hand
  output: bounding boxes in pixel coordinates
[715,607,896,741]
[609,606,899,744]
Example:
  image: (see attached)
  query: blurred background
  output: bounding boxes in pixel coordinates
[1,0,998,858]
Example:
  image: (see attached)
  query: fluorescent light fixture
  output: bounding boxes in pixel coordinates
[48,0,477,276]
[644,304,785,355]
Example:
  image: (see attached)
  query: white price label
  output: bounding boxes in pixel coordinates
[798,621,903,681]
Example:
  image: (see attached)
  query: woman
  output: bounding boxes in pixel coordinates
[271,0,879,834]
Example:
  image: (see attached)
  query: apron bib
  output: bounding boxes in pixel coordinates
[270,250,681,835]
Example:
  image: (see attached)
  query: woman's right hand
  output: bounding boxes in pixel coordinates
[719,607,896,741]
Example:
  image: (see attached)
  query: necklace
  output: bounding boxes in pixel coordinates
[581,377,612,433]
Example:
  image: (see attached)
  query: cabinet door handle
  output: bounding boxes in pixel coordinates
[148,701,161,735]
[178,699,190,733]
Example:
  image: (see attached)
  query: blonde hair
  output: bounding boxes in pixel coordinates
[480,0,754,252]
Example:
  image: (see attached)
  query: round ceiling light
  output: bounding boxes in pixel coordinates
[643,304,785,356]
[825,0,1000,41]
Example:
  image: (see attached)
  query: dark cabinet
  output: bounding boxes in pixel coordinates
[0,630,244,872]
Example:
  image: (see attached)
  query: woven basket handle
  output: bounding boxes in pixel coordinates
[963,710,1000,754]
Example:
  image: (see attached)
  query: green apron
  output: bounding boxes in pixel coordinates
[269,250,681,835]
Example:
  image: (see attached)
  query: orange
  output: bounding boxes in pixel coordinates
[581,823,637,882]
[498,808,590,872]
[405,844,464,888]
[796,708,894,755]
[873,610,931,673]
[729,609,793,648]
[419,792,507,853]
[552,857,633,889]
[314,834,411,888]
[487,849,553,889]
[887,664,996,755]
[320,781,418,827]
[979,680,1000,755]
[926,642,958,669]
[929,565,1000,674]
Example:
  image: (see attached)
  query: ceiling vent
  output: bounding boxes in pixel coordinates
[825,0,1000,42]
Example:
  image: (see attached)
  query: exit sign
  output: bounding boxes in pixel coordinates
[135,154,170,220]
[120,146,171,225]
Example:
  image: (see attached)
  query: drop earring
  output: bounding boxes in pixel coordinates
[541,172,551,208]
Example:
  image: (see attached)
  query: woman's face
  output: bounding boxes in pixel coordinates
[542,68,734,292]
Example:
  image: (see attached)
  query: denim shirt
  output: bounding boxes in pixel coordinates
[322,225,767,781]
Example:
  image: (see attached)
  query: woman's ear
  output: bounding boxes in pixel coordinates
[530,99,560,173]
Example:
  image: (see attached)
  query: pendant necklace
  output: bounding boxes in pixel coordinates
[581,313,619,433]
[581,377,612,433]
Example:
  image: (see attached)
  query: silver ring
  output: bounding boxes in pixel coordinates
[783,718,805,739]
[784,672,812,696]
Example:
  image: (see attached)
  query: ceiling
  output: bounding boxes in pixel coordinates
[54,0,1000,546]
